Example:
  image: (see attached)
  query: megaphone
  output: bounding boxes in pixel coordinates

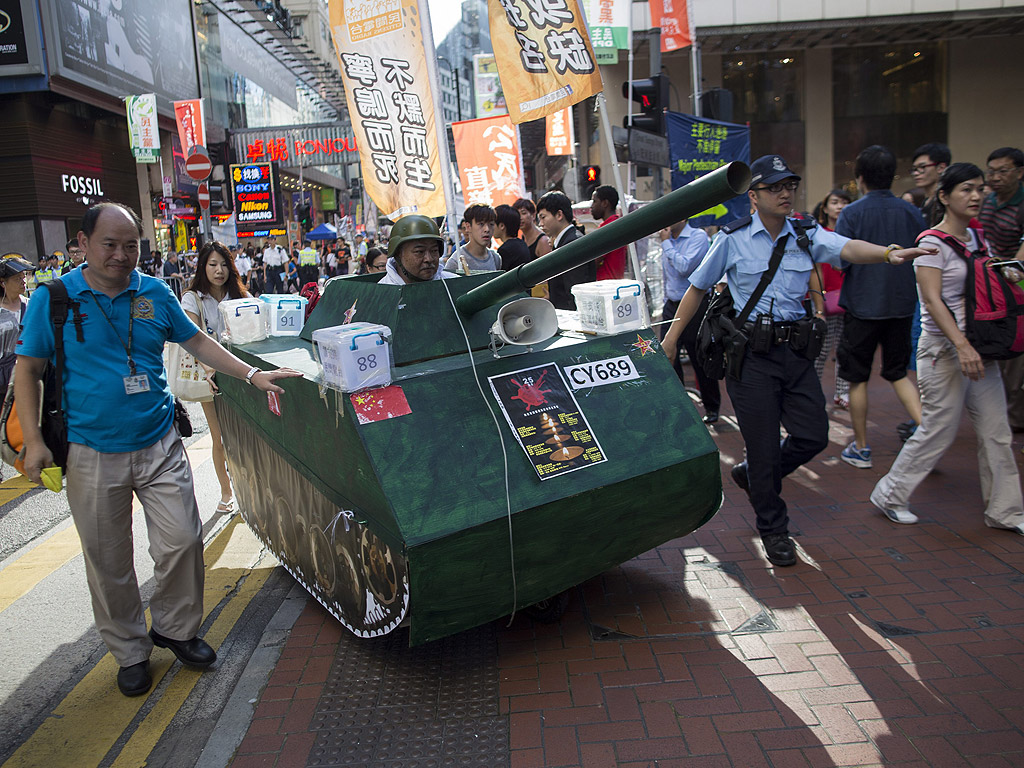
[490,297,558,346]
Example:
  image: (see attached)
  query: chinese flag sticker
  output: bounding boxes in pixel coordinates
[267,391,281,416]
[350,386,412,425]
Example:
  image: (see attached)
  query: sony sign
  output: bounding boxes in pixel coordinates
[61,174,104,196]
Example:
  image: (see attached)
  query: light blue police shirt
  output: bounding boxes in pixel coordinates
[688,213,850,322]
[17,267,201,453]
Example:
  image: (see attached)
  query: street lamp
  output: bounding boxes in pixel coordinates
[436,55,463,122]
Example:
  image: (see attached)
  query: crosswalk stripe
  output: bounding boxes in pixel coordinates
[2,516,273,768]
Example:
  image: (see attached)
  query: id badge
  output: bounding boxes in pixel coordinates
[124,373,151,395]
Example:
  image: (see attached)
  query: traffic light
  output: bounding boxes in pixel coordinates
[622,75,669,134]
[296,203,311,228]
[582,165,601,199]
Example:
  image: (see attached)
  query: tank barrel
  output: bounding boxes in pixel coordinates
[455,161,751,316]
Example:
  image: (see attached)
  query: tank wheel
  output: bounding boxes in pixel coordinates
[523,590,570,623]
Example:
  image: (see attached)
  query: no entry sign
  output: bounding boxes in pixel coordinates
[197,182,210,210]
[185,146,212,181]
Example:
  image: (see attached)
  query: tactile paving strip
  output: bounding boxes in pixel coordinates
[308,625,507,768]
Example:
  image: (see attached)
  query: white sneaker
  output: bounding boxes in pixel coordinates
[985,518,1024,535]
[870,490,918,524]
[882,507,919,525]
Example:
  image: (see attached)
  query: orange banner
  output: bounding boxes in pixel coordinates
[173,99,205,154]
[545,106,574,156]
[651,0,693,52]
[329,0,447,220]
[487,0,603,124]
[452,115,524,209]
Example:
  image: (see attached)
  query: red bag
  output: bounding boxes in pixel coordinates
[917,227,1024,360]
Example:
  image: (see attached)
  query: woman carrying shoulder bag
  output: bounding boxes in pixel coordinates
[871,163,1024,534]
[180,242,249,513]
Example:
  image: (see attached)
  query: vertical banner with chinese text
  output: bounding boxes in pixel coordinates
[329,0,447,220]
[487,0,603,124]
[579,0,629,65]
[125,94,160,163]
[545,106,574,156]
[667,111,750,227]
[650,0,693,53]
[452,115,525,208]
[473,53,507,118]
[173,99,205,154]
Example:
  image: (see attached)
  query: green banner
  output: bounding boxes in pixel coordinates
[125,94,160,164]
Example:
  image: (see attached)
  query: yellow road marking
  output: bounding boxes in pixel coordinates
[2,516,273,768]
[0,525,83,614]
[0,475,39,507]
[0,434,215,617]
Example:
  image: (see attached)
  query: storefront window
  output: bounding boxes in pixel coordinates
[832,43,947,189]
[722,52,805,180]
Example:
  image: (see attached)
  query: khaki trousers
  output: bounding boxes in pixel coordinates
[67,428,204,667]
[872,333,1024,528]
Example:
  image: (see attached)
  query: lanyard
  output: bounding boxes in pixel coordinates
[89,290,137,375]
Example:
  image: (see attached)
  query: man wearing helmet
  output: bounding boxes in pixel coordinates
[377,215,457,286]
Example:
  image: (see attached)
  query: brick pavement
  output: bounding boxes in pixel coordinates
[229,365,1024,768]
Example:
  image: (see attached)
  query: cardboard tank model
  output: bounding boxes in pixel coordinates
[216,162,751,645]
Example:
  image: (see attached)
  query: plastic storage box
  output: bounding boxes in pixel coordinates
[312,322,392,392]
[218,298,269,344]
[571,280,645,335]
[260,294,308,337]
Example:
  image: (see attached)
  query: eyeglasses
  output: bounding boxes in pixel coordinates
[987,166,1019,178]
[910,162,937,174]
[754,180,799,194]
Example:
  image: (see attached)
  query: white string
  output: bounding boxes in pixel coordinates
[439,276,518,623]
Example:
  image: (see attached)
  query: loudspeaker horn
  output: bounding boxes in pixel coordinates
[490,297,558,345]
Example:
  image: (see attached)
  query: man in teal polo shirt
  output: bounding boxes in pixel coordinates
[15,202,300,697]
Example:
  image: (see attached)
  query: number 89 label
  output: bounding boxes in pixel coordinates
[612,297,638,325]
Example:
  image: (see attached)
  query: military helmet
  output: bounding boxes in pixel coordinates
[387,215,443,259]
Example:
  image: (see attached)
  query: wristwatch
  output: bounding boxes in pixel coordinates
[244,366,261,385]
[883,243,901,264]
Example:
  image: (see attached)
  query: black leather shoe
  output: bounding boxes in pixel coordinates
[702,411,719,425]
[730,461,750,499]
[117,660,152,697]
[149,629,216,667]
[762,533,797,567]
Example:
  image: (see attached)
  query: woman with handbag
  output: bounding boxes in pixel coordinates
[812,189,853,408]
[180,242,249,513]
[871,163,1024,533]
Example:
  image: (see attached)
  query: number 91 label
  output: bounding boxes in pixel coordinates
[563,356,641,390]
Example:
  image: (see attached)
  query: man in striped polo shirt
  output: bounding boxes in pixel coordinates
[979,146,1024,431]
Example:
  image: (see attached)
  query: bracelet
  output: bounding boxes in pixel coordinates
[244,366,260,385]
[883,243,900,264]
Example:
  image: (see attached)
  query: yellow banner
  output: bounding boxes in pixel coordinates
[487,0,604,124]
[329,0,447,220]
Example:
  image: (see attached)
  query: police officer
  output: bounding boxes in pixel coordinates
[297,240,319,286]
[661,155,936,567]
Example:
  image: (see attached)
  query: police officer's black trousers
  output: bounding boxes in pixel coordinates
[725,343,829,536]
